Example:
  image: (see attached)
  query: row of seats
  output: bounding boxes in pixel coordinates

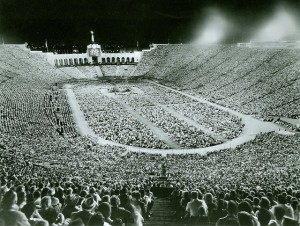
[133,45,300,119]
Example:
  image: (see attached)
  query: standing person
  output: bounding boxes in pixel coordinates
[132,191,146,218]
[144,189,154,218]
[131,191,146,226]
[205,193,216,221]
[185,191,204,225]
[181,191,191,219]
[122,194,143,226]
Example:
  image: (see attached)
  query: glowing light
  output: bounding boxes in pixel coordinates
[252,5,300,41]
[192,9,231,45]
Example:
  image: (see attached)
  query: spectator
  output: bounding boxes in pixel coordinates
[210,199,227,223]
[62,194,81,219]
[272,195,294,219]
[97,202,120,226]
[257,208,272,226]
[17,191,26,209]
[185,191,204,224]
[71,196,96,225]
[274,206,286,226]
[87,212,106,226]
[238,211,255,226]
[217,201,238,226]
[38,196,60,225]
[253,197,260,213]
[110,195,132,224]
[282,216,298,226]
[0,190,30,226]
[21,196,43,222]
[131,191,146,218]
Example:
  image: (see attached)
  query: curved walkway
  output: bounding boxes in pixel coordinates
[280,117,300,126]
[64,82,291,156]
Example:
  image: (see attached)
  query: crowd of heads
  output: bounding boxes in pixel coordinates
[0,177,154,226]
[73,84,169,149]
[1,131,300,226]
[133,45,300,120]
[73,82,244,149]
[170,185,300,226]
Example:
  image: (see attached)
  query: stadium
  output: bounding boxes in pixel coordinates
[0,0,300,226]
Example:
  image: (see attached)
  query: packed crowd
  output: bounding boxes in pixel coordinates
[135,105,220,148]
[0,81,57,138]
[59,68,87,80]
[0,175,155,226]
[73,84,170,149]
[73,82,246,148]
[0,80,78,139]
[1,130,300,191]
[275,120,299,132]
[133,45,174,77]
[133,44,300,119]
[141,86,197,105]
[0,131,300,225]
[164,132,300,189]
[170,187,300,226]
[0,45,77,140]
[87,109,169,149]
[44,89,79,138]
[100,65,136,77]
[171,103,243,139]
[1,44,300,226]
[77,66,100,78]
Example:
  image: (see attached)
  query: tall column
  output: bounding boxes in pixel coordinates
[91,31,94,43]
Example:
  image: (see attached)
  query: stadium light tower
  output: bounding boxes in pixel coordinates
[90,31,95,43]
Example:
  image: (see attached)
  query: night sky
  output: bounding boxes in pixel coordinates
[0,0,299,47]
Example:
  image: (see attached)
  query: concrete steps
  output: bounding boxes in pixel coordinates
[144,198,184,226]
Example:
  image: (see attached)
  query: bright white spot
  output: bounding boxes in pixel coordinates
[192,9,230,45]
[252,6,300,41]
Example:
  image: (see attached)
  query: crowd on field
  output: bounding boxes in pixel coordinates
[73,83,244,148]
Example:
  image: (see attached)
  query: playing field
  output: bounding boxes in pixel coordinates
[70,81,244,149]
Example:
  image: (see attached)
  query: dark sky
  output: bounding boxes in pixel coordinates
[0,0,299,46]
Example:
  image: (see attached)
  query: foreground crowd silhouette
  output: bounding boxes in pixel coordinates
[0,178,154,226]
[1,131,300,225]
[171,188,300,226]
